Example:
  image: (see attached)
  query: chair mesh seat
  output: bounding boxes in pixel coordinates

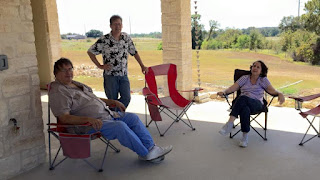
[159,97,185,110]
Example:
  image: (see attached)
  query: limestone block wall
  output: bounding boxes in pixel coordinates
[161,0,193,99]
[31,0,61,89]
[0,0,45,179]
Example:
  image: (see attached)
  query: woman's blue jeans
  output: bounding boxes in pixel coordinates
[230,96,263,133]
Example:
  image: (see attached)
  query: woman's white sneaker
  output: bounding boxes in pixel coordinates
[219,122,234,136]
[239,133,248,148]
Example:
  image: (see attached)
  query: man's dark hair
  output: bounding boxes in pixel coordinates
[53,57,73,75]
[250,60,268,77]
[110,15,122,25]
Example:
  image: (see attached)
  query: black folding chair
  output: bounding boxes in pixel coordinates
[224,69,276,141]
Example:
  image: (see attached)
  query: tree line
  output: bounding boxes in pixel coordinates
[61,0,320,65]
[61,30,162,39]
[192,0,320,65]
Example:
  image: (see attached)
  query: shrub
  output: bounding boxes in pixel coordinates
[235,34,250,49]
[157,41,163,50]
[311,37,320,65]
[201,39,222,50]
[292,43,314,62]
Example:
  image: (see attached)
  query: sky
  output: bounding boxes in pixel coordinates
[56,0,310,35]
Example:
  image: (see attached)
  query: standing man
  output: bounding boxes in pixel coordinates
[87,15,147,108]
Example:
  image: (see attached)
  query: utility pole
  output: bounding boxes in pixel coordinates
[298,0,300,17]
[129,17,132,35]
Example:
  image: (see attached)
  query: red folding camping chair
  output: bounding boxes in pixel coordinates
[289,93,320,145]
[143,63,201,136]
[223,69,276,140]
[47,83,120,172]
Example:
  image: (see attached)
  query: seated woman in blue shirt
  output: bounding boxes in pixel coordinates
[217,60,285,147]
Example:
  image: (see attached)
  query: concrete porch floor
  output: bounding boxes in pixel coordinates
[10,91,320,180]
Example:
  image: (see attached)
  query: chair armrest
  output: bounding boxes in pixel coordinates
[142,87,153,96]
[48,123,93,133]
[142,87,163,106]
[289,93,320,110]
[180,88,204,96]
[48,122,92,127]
[180,88,204,92]
[289,93,320,102]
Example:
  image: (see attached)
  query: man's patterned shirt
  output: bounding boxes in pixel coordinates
[88,32,137,76]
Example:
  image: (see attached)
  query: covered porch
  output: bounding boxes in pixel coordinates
[10,91,320,180]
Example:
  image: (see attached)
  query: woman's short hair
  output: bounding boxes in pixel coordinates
[110,15,122,25]
[250,60,268,77]
[53,57,73,75]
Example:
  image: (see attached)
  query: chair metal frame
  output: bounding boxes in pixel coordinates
[47,83,120,172]
[225,69,276,141]
[289,93,320,146]
[143,64,200,136]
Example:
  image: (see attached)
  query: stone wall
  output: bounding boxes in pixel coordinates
[31,0,61,89]
[0,0,45,179]
[161,0,193,99]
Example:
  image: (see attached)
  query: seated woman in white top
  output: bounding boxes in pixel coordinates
[217,60,285,147]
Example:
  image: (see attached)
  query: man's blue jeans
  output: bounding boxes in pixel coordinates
[103,75,131,108]
[89,112,154,156]
[230,96,263,133]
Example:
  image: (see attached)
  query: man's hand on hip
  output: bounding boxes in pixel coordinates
[99,64,112,70]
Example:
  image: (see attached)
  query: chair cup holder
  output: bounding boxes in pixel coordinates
[295,100,302,110]
[194,88,200,96]
[194,91,198,97]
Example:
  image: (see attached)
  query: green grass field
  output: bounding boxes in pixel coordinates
[62,38,320,108]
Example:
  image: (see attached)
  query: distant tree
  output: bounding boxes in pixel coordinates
[270,40,282,54]
[268,27,280,36]
[312,37,320,64]
[66,32,78,35]
[242,27,256,35]
[201,39,223,50]
[216,28,242,48]
[61,34,67,39]
[302,0,320,35]
[249,28,265,50]
[86,29,103,38]
[289,30,318,64]
[280,29,317,53]
[207,20,220,41]
[258,27,280,37]
[131,32,162,38]
[280,30,295,52]
[235,34,251,49]
[278,16,302,32]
